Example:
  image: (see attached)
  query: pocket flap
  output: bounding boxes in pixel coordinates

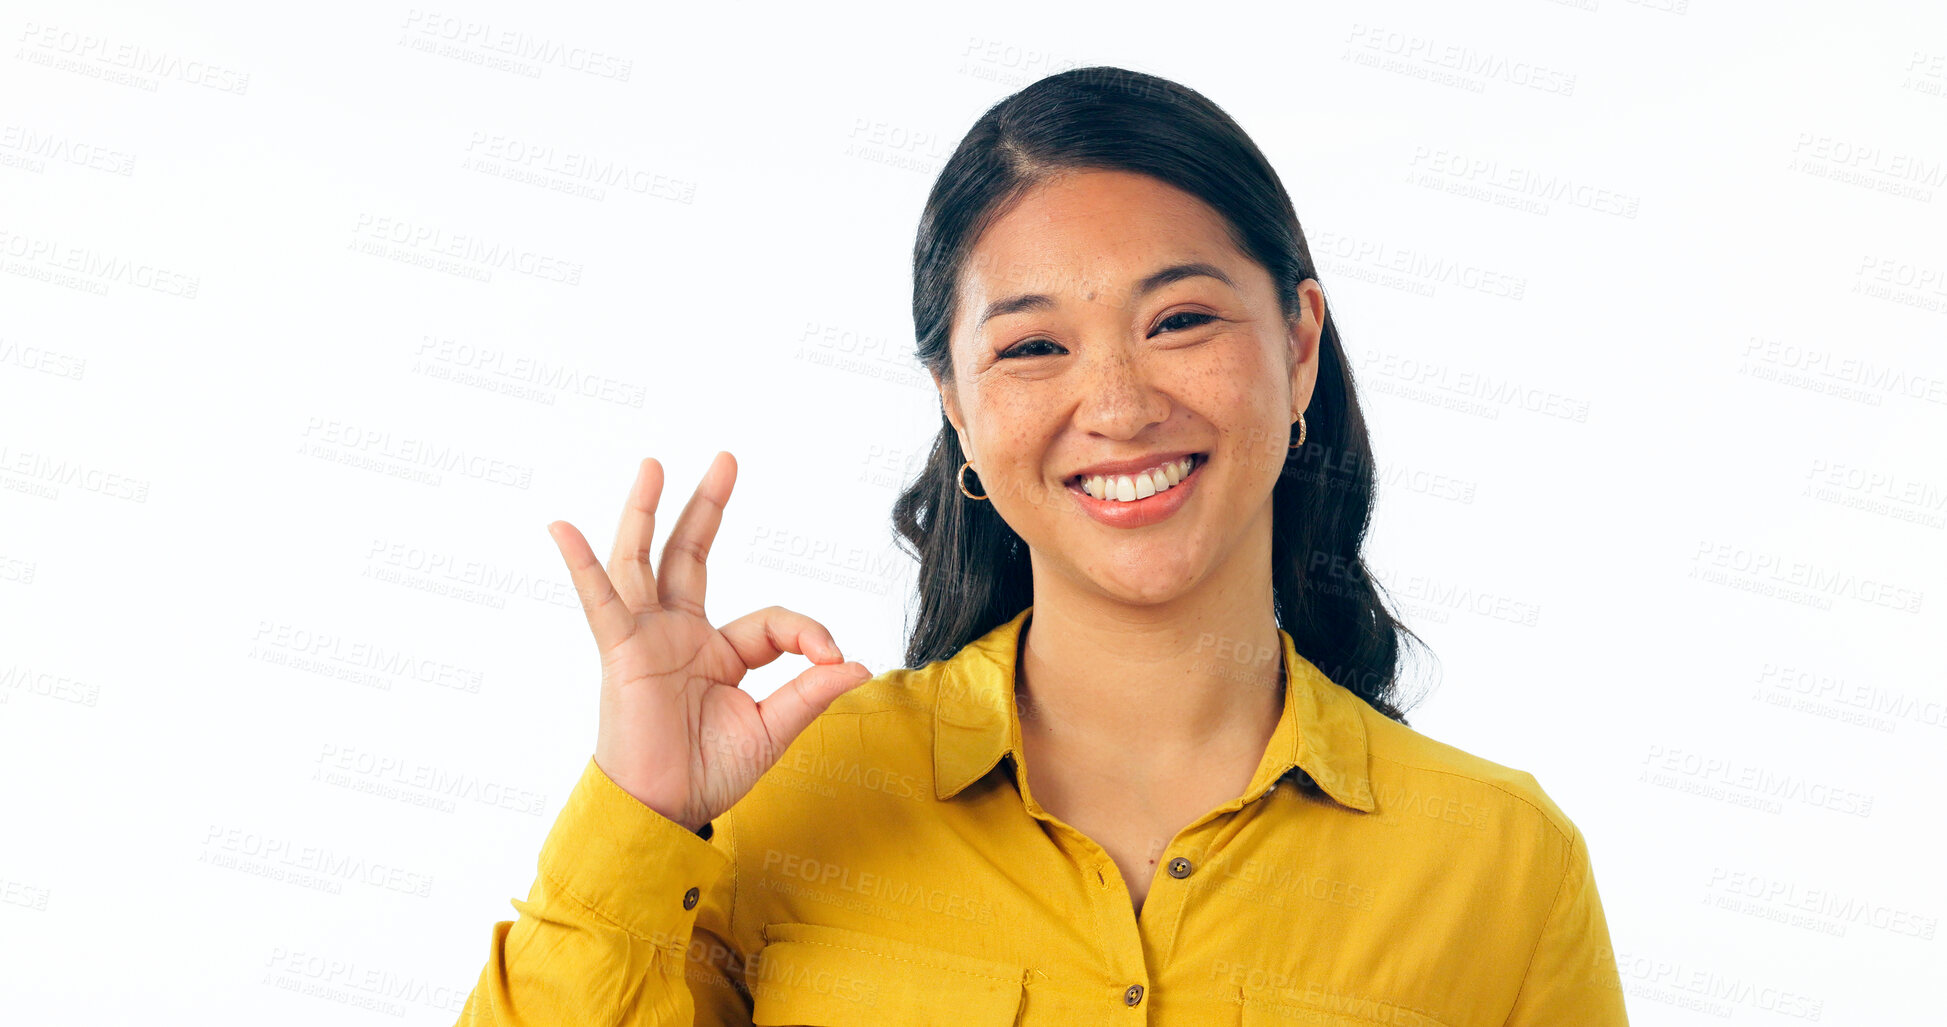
[1240,991,1447,1026]
[751,921,1026,1025]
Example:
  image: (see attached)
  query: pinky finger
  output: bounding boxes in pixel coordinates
[547,520,637,655]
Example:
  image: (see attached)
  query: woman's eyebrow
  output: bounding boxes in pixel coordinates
[974,261,1237,330]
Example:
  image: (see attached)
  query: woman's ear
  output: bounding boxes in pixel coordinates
[932,370,970,455]
[1288,279,1326,418]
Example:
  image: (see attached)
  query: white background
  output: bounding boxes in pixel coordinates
[2,1,1943,1023]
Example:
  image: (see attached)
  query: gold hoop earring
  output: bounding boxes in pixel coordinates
[1287,412,1308,451]
[958,460,988,501]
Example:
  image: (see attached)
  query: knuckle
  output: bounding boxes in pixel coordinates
[665,537,710,564]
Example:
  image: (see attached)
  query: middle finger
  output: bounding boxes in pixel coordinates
[656,450,734,619]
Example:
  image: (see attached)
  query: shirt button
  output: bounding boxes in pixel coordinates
[1123,984,1144,1006]
[1167,857,1193,879]
[682,886,700,910]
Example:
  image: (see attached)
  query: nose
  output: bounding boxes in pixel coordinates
[1070,345,1171,440]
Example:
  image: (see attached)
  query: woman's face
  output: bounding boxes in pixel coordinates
[935,168,1324,607]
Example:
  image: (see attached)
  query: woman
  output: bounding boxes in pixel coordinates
[455,66,1627,1026]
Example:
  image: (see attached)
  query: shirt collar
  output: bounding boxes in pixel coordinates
[931,605,1377,812]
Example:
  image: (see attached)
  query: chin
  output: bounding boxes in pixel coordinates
[1083,545,1207,599]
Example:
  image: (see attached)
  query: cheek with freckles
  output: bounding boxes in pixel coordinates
[961,397,1065,514]
[1190,337,1291,466]
[965,388,1052,469]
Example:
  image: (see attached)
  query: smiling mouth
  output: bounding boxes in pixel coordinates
[1067,453,1206,502]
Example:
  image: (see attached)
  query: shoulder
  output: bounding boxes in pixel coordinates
[1355,702,1580,853]
[820,661,943,721]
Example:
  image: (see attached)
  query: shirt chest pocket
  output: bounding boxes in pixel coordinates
[1239,993,1454,1027]
[750,921,1027,1026]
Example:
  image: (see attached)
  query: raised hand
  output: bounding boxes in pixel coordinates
[546,452,874,832]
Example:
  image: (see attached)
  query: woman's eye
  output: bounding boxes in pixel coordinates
[999,338,1062,359]
[1155,311,1217,334]
[1000,315,1214,357]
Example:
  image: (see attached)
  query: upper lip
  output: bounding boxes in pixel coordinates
[1065,451,1204,484]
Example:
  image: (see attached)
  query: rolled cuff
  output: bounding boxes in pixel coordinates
[535,755,734,949]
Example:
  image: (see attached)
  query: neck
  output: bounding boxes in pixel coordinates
[1015,536,1285,776]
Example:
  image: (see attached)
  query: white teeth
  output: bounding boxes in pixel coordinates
[1080,456,1197,501]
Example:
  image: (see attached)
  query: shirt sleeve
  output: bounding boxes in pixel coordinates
[1502,818,1629,1025]
[454,755,752,1026]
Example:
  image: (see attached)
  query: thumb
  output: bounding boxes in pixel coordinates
[755,660,874,751]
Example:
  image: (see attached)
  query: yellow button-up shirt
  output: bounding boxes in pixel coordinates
[457,606,1628,1025]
